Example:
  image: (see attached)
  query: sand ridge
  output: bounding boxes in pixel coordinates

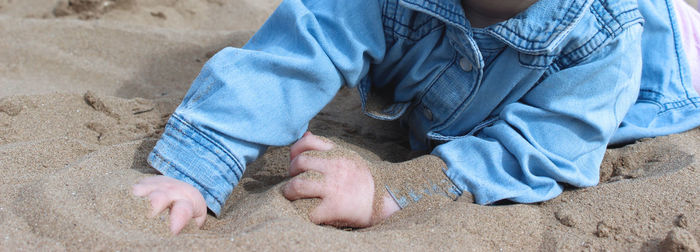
[0,90,697,250]
[0,0,698,250]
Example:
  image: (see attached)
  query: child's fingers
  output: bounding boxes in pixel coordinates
[289,154,330,177]
[192,198,207,228]
[283,176,325,200]
[137,175,169,185]
[194,213,206,228]
[148,191,172,218]
[132,176,166,196]
[131,183,153,197]
[289,132,333,161]
[308,201,338,225]
[132,176,176,196]
[169,200,194,235]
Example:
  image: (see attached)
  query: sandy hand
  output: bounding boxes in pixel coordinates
[132,175,207,234]
[283,132,463,228]
[283,132,400,227]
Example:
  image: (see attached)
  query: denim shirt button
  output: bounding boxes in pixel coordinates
[459,57,473,72]
[422,106,433,121]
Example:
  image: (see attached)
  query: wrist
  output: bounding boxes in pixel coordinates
[380,194,402,219]
[369,155,461,224]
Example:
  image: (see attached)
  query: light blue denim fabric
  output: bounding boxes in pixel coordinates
[148,0,700,215]
[611,0,700,144]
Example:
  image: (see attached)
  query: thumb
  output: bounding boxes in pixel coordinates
[308,200,336,225]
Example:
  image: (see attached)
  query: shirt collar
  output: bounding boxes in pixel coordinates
[399,0,470,29]
[400,0,593,54]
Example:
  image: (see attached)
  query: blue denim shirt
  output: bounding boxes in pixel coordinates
[148,0,700,216]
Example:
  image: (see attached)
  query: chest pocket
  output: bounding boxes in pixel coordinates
[405,52,481,142]
[415,46,554,147]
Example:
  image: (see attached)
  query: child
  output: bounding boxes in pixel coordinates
[132,0,700,234]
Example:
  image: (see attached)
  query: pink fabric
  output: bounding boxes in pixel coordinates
[673,0,700,94]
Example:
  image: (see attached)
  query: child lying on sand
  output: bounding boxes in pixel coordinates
[132,0,700,234]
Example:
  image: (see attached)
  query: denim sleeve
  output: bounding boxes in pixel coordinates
[433,25,644,205]
[148,0,386,216]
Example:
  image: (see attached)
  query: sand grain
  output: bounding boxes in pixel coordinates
[1,0,698,250]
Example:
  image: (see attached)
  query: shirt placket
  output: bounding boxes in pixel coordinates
[416,25,487,149]
[432,25,485,133]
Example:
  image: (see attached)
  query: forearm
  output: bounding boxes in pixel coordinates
[148,0,387,215]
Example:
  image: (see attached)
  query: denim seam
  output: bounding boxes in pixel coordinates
[518,53,557,69]
[590,3,615,37]
[561,5,642,59]
[472,30,507,51]
[400,0,467,31]
[433,61,484,133]
[557,12,626,68]
[382,0,450,42]
[381,0,391,42]
[395,25,446,42]
[383,16,444,42]
[150,149,225,207]
[604,2,623,33]
[660,97,700,112]
[160,128,242,181]
[385,13,436,31]
[559,17,642,67]
[382,0,398,44]
[415,52,458,108]
[358,78,409,120]
[639,89,666,98]
[613,9,645,22]
[392,0,400,38]
[491,2,582,45]
[165,124,243,180]
[429,116,500,141]
[169,114,244,180]
[382,1,444,43]
[558,29,606,67]
[665,0,695,103]
[409,0,463,19]
[606,9,644,32]
[636,92,700,113]
[402,52,457,128]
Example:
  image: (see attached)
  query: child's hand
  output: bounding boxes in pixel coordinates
[132,176,207,234]
[283,132,400,227]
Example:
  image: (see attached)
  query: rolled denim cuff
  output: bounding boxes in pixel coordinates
[147,114,247,216]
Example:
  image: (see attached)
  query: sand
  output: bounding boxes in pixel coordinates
[1,0,698,251]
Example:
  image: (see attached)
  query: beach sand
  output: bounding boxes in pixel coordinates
[1,0,698,250]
